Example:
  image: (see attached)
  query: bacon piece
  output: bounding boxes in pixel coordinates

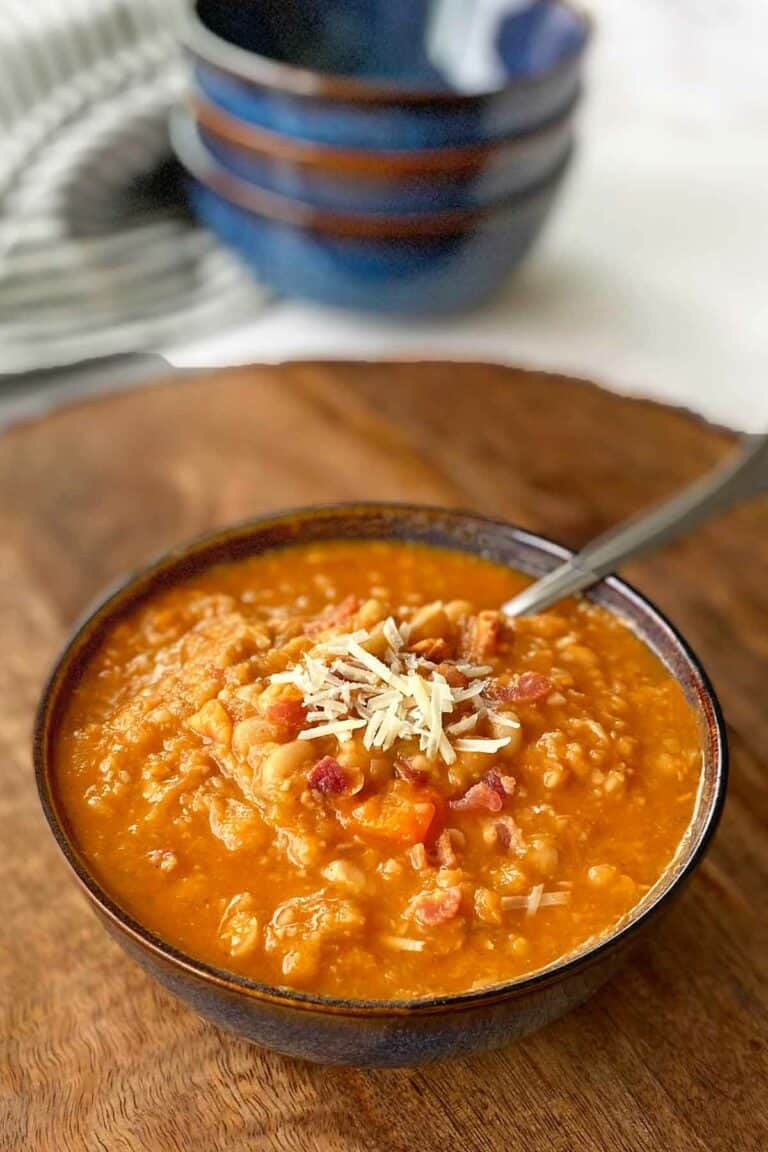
[307,757,348,795]
[303,595,358,636]
[394,757,428,785]
[463,610,503,661]
[409,637,450,663]
[446,771,513,814]
[491,672,553,704]
[483,769,506,799]
[434,830,457,868]
[482,769,515,797]
[410,885,463,926]
[436,662,469,689]
[265,699,308,737]
[493,815,523,852]
[494,822,513,849]
[450,780,504,813]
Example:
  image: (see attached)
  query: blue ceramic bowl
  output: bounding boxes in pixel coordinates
[193,93,577,213]
[184,0,590,148]
[34,504,727,1067]
[171,112,571,313]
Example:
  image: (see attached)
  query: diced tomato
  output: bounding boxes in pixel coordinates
[340,780,438,846]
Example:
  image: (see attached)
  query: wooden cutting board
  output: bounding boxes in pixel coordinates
[2,362,766,1152]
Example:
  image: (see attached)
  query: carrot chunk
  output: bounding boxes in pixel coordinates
[341,781,437,845]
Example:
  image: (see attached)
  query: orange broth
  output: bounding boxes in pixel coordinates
[54,541,702,999]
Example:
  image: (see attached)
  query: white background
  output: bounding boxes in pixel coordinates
[166,0,768,432]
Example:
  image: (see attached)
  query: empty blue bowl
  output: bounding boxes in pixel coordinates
[184,0,590,148]
[193,94,577,213]
[171,112,571,314]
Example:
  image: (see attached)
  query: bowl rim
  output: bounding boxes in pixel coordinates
[183,0,592,107]
[34,501,728,1019]
[191,90,578,176]
[171,110,570,238]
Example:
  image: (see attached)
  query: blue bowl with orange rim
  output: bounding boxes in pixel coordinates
[191,91,577,213]
[171,111,573,313]
[183,0,591,150]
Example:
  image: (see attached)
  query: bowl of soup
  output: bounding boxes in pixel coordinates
[34,504,727,1066]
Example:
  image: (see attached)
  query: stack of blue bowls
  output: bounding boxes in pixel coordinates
[173,0,591,313]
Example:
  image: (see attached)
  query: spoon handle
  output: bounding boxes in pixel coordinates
[503,433,768,617]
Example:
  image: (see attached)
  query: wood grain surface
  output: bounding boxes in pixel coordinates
[1,362,766,1152]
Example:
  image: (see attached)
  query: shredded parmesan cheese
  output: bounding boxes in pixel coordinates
[454,737,512,754]
[451,680,489,703]
[455,663,494,677]
[485,709,521,730]
[382,617,403,651]
[527,884,544,917]
[499,895,528,910]
[500,887,570,915]
[297,718,366,740]
[446,712,479,736]
[269,613,517,764]
[380,935,425,952]
[539,891,571,907]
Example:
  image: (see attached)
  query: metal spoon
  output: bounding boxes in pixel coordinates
[502,433,768,617]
